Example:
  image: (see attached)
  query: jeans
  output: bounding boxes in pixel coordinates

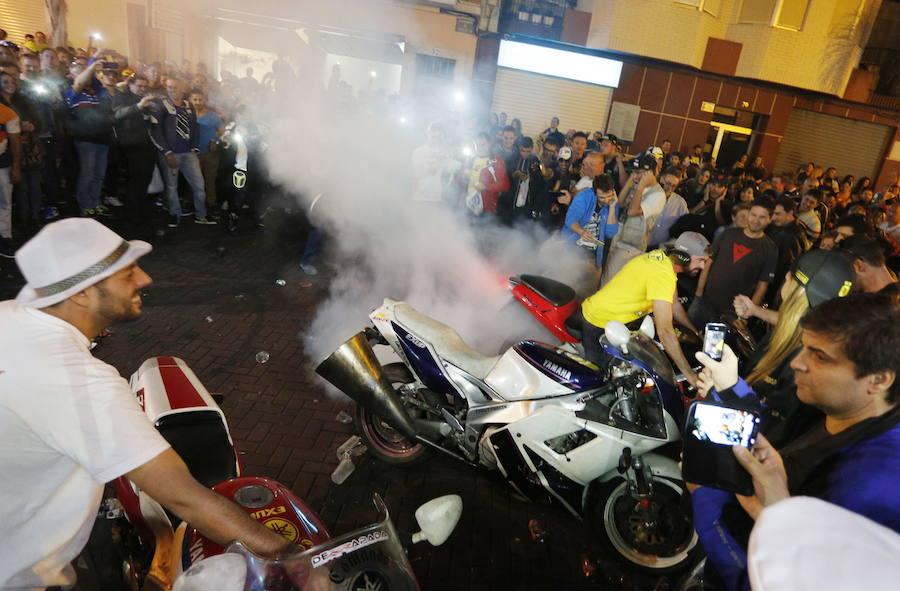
[121,144,157,224]
[301,227,322,266]
[582,318,614,369]
[160,152,206,219]
[14,168,43,215]
[74,141,108,212]
[0,167,11,238]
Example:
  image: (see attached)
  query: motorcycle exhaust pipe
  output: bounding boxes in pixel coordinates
[315,332,418,440]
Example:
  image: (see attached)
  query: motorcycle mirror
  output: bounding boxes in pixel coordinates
[172,553,246,591]
[411,494,463,546]
[639,316,655,340]
[605,321,631,353]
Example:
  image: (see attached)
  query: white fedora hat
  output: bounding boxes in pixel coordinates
[15,218,152,308]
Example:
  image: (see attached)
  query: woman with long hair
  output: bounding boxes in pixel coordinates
[716,250,855,446]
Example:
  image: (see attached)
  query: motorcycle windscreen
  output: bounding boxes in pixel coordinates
[174,505,418,591]
[603,333,676,387]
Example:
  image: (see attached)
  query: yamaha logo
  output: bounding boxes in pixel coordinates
[232,170,247,189]
[542,360,572,381]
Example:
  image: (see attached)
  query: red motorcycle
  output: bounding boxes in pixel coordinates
[109,356,330,590]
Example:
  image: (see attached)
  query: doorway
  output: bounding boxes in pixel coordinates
[705,106,762,170]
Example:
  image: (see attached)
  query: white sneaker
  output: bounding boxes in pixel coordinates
[105,196,124,207]
[300,263,318,276]
[195,217,217,225]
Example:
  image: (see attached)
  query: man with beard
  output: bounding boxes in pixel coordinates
[0,219,291,590]
[581,231,709,386]
[691,202,777,328]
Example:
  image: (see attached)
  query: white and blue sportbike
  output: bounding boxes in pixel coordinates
[316,299,699,573]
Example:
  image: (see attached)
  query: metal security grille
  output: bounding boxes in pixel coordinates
[0,0,47,45]
[773,108,893,181]
[490,67,614,139]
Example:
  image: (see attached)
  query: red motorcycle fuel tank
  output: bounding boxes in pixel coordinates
[183,476,331,567]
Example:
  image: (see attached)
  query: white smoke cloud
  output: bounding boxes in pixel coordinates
[239,1,591,367]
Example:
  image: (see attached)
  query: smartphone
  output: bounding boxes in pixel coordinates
[682,400,760,495]
[703,322,728,361]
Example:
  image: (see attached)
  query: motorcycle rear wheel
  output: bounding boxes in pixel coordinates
[354,363,431,467]
[588,476,699,574]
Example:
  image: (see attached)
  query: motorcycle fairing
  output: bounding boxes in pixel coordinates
[391,322,460,397]
[513,341,605,392]
[484,346,579,401]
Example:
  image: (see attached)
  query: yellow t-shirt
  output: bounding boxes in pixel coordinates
[582,250,677,328]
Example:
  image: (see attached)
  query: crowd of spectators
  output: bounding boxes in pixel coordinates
[424,111,900,300]
[0,27,275,258]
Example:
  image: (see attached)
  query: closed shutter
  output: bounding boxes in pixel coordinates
[491,67,614,139]
[0,0,47,46]
[773,108,893,180]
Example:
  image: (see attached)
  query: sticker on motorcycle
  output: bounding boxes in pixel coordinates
[232,170,247,189]
[311,530,389,567]
[263,517,301,543]
[251,505,286,520]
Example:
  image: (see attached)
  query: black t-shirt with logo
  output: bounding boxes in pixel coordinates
[704,227,778,314]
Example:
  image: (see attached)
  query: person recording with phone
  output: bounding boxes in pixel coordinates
[686,292,900,591]
[112,74,160,229]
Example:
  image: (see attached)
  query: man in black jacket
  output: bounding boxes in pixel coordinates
[112,76,159,227]
[766,196,809,303]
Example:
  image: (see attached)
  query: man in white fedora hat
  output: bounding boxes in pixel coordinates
[0,219,289,590]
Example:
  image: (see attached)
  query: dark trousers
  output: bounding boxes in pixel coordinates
[121,144,157,225]
[582,318,614,368]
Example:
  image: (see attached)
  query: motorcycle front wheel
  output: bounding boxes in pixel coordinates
[588,476,699,574]
[354,363,431,467]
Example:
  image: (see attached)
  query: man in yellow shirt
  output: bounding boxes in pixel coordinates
[581,232,709,385]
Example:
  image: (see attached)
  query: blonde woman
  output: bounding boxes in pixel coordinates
[700,249,855,446]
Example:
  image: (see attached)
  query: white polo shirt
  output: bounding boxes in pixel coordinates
[0,301,170,590]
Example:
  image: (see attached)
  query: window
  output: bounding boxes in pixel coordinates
[774,0,809,30]
[675,0,721,17]
[738,0,809,30]
[416,54,456,80]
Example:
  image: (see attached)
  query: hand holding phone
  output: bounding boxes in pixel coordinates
[682,401,761,495]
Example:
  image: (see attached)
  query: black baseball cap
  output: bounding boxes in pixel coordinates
[601,133,620,146]
[791,250,854,308]
[625,153,657,172]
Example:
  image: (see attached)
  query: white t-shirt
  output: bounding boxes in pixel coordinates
[0,301,170,589]
[879,221,900,244]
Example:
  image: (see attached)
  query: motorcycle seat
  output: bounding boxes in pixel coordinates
[519,274,576,307]
[395,302,500,380]
[565,305,584,341]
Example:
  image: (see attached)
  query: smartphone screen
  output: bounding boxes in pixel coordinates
[703,322,727,361]
[690,403,759,448]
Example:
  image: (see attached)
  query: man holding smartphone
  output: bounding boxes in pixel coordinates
[688,292,900,591]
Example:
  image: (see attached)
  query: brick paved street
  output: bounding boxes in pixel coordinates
[1,212,673,590]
